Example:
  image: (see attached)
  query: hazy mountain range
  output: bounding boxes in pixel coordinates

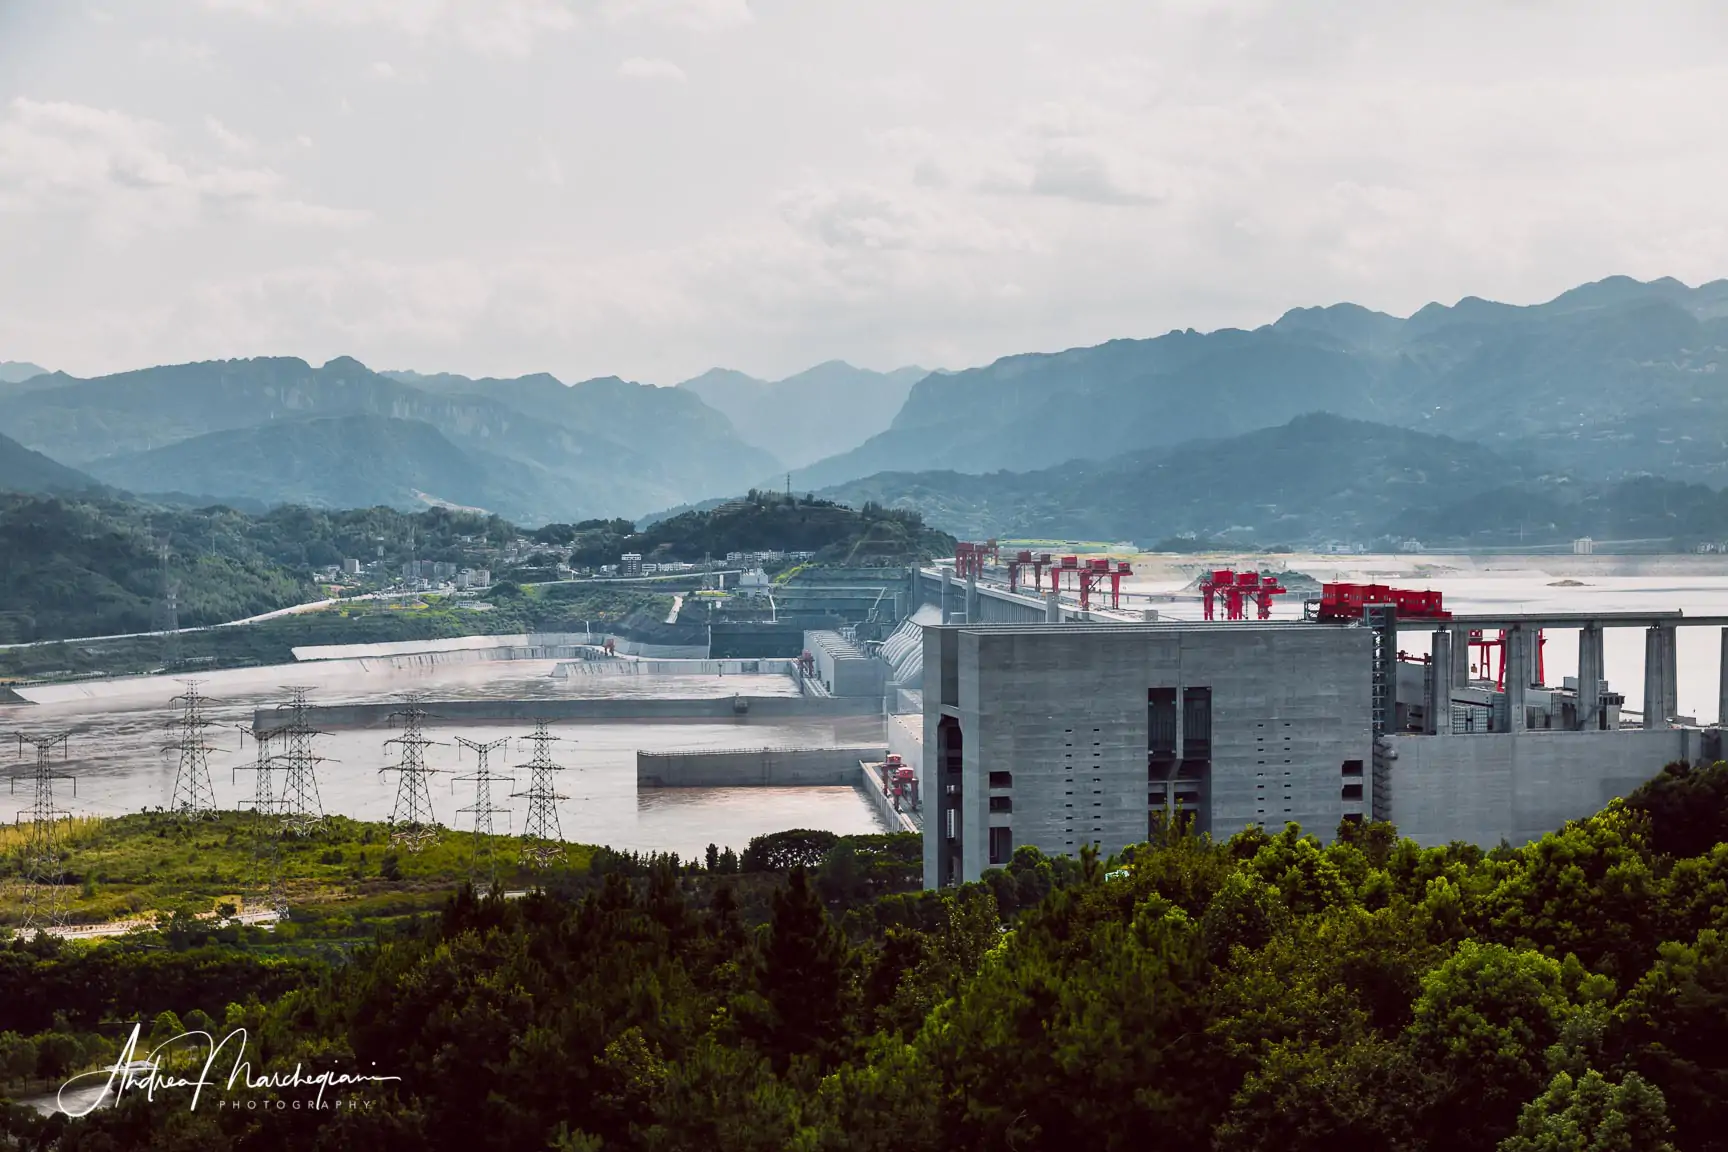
[676,361,932,469]
[0,361,49,384]
[793,274,1728,493]
[2,275,1725,544]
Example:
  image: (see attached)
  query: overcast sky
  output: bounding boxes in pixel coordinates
[2,1,1727,383]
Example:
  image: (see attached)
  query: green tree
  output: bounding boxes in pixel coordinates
[759,867,854,1069]
[1499,1070,1675,1152]
[1406,941,1573,1152]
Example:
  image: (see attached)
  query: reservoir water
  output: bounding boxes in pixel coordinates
[3,659,890,858]
[6,557,1726,855]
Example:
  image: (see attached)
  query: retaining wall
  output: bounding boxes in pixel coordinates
[637,746,885,787]
[854,760,921,833]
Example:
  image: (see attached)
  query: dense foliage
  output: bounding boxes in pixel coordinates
[2,762,1721,1151]
[566,490,956,567]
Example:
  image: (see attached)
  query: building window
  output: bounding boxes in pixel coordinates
[1148,688,1178,756]
[1342,783,1364,801]
[1183,687,1212,759]
[989,795,1013,813]
[989,826,1012,865]
[1342,759,1365,777]
[988,770,1013,789]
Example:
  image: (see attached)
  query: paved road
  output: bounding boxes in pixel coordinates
[0,590,434,653]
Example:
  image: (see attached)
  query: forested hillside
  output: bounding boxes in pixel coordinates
[545,490,956,567]
[8,761,1725,1151]
[0,495,315,643]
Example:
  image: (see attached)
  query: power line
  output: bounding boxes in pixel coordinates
[511,719,569,871]
[164,680,219,819]
[8,731,76,933]
[453,737,512,883]
[382,694,444,851]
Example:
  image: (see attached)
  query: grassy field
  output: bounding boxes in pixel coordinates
[0,810,593,931]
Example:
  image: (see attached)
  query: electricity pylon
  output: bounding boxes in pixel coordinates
[511,720,569,871]
[269,687,328,836]
[8,732,75,932]
[164,680,219,818]
[453,737,512,883]
[382,695,444,851]
[235,725,288,919]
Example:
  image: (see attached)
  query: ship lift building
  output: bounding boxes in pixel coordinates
[918,576,1728,889]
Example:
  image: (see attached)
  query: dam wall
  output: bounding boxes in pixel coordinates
[253,694,886,732]
[637,746,885,787]
[291,632,706,664]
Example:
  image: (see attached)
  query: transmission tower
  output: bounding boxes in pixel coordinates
[511,720,569,870]
[453,737,512,882]
[164,680,220,818]
[235,725,288,919]
[155,539,181,667]
[8,732,76,932]
[269,687,328,835]
[381,695,444,851]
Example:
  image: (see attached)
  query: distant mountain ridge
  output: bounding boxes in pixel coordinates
[0,361,49,384]
[678,361,932,469]
[815,412,1527,545]
[793,275,1728,491]
[0,357,779,522]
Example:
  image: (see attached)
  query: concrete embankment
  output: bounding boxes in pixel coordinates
[292,632,705,664]
[637,746,885,787]
[254,695,885,731]
[855,760,921,833]
[552,658,801,678]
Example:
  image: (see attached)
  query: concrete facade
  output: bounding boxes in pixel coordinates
[922,622,1373,887]
[1388,728,1707,847]
[636,746,884,787]
[804,630,889,698]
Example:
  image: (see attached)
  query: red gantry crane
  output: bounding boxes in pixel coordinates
[1199,570,1290,620]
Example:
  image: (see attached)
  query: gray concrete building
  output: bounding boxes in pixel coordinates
[921,609,1728,889]
[804,630,889,698]
[922,622,1373,887]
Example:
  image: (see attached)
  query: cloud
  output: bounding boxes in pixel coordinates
[0,99,366,243]
[202,0,579,56]
[371,60,398,79]
[601,0,752,33]
[138,37,216,64]
[617,56,687,82]
[204,116,255,153]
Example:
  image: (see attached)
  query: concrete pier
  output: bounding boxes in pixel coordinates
[1643,625,1679,727]
[966,572,980,624]
[1427,630,1451,734]
[1449,625,1471,688]
[1721,627,1728,726]
[939,567,953,625]
[1045,590,1061,623]
[1577,624,1603,731]
[1505,626,1529,730]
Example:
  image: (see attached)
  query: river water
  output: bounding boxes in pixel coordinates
[2,660,889,858]
[8,559,1726,855]
[1123,555,1728,723]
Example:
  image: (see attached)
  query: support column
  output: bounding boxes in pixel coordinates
[1644,626,1663,729]
[1526,628,1544,688]
[1045,590,1061,623]
[1719,627,1728,727]
[1505,626,1528,731]
[965,572,980,624]
[939,567,953,626]
[1577,624,1603,731]
[1660,625,1679,724]
[1427,630,1451,735]
[1449,625,1471,688]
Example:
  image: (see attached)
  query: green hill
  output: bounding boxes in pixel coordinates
[0,430,100,495]
[560,490,955,567]
[0,494,316,644]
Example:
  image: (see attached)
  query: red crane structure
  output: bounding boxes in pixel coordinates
[1199,570,1290,620]
[1467,629,1547,689]
[1313,583,1451,622]
[1007,550,1054,594]
[1047,556,1133,611]
[953,540,999,581]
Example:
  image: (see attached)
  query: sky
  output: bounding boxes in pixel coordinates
[2,0,1727,384]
